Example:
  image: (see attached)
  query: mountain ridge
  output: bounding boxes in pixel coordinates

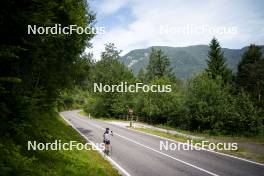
[119,45,264,79]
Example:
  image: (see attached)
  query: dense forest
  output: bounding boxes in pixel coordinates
[0,0,119,175]
[76,39,264,136]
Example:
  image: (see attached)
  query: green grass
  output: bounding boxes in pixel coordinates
[78,110,90,117]
[154,124,199,135]
[155,124,264,143]
[134,127,264,163]
[134,128,191,143]
[0,110,120,176]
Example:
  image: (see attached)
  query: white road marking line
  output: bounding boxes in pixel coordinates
[76,113,264,167]
[119,123,264,167]
[60,112,132,176]
[74,115,219,176]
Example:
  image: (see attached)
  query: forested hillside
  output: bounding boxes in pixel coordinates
[84,39,264,137]
[120,45,264,79]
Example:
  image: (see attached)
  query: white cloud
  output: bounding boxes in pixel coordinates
[94,0,130,15]
[88,0,264,60]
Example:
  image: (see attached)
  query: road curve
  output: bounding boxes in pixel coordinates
[60,110,264,176]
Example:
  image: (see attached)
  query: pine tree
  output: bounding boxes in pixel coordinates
[206,38,231,82]
[146,48,174,81]
[236,44,264,105]
[101,43,121,60]
[137,68,146,82]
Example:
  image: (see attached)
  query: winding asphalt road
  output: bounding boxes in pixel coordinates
[60,110,264,176]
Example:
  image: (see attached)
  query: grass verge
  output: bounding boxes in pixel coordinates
[155,124,264,143]
[0,110,120,176]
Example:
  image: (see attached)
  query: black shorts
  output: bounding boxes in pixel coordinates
[104,140,110,145]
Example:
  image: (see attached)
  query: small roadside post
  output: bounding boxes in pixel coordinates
[128,107,134,128]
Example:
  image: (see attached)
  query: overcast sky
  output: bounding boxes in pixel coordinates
[87,0,264,60]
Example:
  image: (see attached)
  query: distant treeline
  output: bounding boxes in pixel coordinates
[80,39,264,136]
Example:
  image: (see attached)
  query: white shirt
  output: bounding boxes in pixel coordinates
[103,131,111,141]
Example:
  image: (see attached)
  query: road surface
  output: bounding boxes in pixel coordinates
[60,110,264,176]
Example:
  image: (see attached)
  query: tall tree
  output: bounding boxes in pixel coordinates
[236,44,264,105]
[146,48,174,81]
[0,0,95,117]
[101,43,122,60]
[137,68,146,82]
[206,38,231,83]
[71,53,94,88]
[87,43,135,117]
